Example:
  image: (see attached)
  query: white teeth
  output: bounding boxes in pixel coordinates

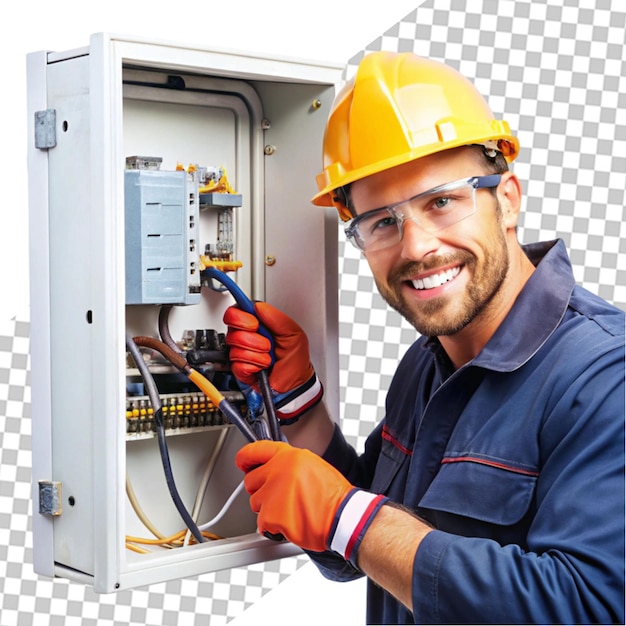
[411,266,460,290]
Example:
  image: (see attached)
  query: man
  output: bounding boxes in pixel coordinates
[224,52,625,623]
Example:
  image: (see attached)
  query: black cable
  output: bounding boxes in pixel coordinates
[185,349,228,365]
[126,333,205,544]
[258,371,281,441]
[158,305,182,353]
[153,408,205,544]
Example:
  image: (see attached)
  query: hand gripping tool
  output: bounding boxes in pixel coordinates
[203,267,282,442]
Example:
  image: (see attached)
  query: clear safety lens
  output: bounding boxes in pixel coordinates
[345,175,501,252]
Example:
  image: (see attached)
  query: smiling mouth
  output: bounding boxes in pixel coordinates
[411,266,461,290]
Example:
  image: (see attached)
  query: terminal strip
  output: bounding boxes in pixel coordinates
[126,390,247,436]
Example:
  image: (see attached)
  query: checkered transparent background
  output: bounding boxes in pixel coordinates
[2,1,624,623]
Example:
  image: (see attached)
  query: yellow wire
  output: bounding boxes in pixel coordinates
[126,530,186,545]
[126,529,222,548]
[188,369,225,406]
[126,542,150,554]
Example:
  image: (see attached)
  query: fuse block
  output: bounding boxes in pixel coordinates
[125,167,201,305]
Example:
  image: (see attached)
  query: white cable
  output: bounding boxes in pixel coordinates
[198,480,246,531]
[193,427,230,520]
[126,473,167,540]
[183,427,231,547]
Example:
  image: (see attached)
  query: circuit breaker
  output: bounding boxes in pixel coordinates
[27,33,343,592]
[124,166,202,305]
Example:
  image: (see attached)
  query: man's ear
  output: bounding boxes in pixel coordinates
[497,171,523,230]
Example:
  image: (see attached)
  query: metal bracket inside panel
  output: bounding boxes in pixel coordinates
[34,109,57,149]
[38,480,63,516]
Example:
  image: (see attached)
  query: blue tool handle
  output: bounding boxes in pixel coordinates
[204,266,282,442]
[203,267,275,365]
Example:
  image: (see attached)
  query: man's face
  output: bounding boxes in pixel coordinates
[349,148,516,338]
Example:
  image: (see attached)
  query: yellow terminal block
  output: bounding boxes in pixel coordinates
[199,257,243,273]
[198,167,237,194]
[125,391,243,436]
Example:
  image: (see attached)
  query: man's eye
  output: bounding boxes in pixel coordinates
[432,196,451,211]
[369,215,397,233]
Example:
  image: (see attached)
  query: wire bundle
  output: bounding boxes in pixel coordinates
[126,334,207,544]
[125,299,261,552]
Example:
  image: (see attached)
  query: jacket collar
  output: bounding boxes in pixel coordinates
[426,239,575,373]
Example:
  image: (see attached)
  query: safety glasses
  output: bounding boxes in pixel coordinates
[344,174,501,252]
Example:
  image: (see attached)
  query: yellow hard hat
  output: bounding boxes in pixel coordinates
[312,52,519,221]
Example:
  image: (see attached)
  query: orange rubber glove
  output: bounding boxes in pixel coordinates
[236,440,388,560]
[224,302,323,424]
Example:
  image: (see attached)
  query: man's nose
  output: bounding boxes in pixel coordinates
[398,217,440,261]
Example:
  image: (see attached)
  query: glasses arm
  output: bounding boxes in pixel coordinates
[472,174,502,189]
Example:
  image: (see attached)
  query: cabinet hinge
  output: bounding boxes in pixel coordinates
[38,480,63,516]
[34,109,57,150]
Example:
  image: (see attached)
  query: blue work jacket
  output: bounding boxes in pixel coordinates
[313,240,625,624]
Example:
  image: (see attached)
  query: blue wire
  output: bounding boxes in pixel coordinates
[202,267,274,364]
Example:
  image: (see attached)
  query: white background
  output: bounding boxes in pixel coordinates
[0,0,418,323]
[0,1,418,621]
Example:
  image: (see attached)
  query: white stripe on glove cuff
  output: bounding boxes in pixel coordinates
[329,488,388,566]
[275,373,324,425]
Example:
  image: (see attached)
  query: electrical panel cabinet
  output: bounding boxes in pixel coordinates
[27,33,343,592]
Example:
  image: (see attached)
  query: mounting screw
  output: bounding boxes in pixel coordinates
[265,255,276,266]
[264,145,276,156]
[312,99,322,110]
[261,118,271,130]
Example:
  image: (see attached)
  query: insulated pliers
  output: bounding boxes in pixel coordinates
[202,266,282,442]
